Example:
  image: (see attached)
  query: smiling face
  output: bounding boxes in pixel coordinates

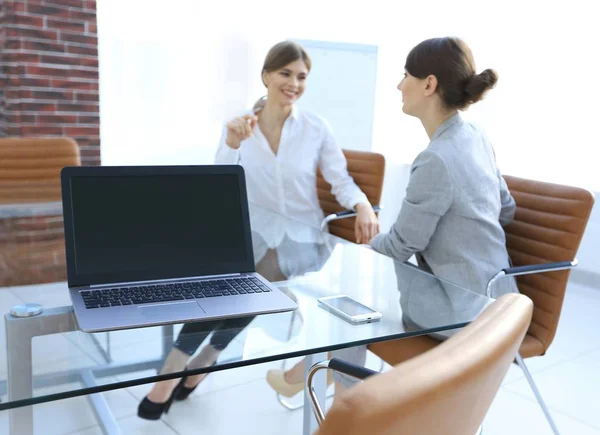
[262,59,308,107]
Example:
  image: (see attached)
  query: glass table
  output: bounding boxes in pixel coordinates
[0,205,492,435]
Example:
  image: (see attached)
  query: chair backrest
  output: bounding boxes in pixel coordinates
[316,150,385,242]
[316,293,533,435]
[0,137,80,204]
[503,175,594,355]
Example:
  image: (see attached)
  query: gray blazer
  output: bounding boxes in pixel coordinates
[371,113,518,306]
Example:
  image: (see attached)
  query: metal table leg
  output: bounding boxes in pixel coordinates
[6,306,77,435]
[302,352,327,435]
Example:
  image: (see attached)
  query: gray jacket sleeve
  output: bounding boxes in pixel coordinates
[498,171,516,226]
[370,150,453,262]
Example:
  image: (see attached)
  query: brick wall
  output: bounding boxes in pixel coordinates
[0,0,99,286]
[0,0,100,164]
[0,212,66,286]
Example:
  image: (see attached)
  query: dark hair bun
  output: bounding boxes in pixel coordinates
[464,69,498,104]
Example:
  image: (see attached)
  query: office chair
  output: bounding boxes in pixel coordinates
[368,175,594,435]
[308,293,533,435]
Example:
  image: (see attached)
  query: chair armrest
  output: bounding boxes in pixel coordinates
[502,260,577,276]
[328,357,378,380]
[307,358,378,425]
[320,205,381,230]
[486,259,578,297]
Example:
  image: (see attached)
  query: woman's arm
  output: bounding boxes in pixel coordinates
[318,121,378,243]
[318,121,369,210]
[214,115,258,164]
[370,150,453,262]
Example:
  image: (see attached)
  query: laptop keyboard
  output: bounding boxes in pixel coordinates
[80,277,272,309]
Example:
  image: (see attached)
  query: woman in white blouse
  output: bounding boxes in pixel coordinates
[138,41,378,420]
[217,41,379,244]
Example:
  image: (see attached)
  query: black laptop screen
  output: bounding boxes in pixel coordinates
[63,167,255,287]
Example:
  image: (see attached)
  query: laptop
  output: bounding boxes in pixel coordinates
[61,165,297,332]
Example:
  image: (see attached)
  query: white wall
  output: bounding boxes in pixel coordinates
[96,0,600,284]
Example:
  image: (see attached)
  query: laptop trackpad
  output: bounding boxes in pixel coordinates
[138,301,205,319]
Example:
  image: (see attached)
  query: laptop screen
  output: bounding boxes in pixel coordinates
[62,166,255,287]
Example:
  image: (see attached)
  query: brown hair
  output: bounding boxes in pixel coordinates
[405,37,497,110]
[252,41,312,113]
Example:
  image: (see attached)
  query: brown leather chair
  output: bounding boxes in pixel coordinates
[368,175,595,435]
[308,293,533,435]
[0,137,80,204]
[0,137,80,286]
[317,150,385,242]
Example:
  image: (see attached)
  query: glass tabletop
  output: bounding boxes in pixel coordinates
[0,204,492,411]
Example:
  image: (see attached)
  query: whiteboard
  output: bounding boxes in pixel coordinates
[292,39,378,152]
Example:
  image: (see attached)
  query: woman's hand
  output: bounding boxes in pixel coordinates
[354,203,379,244]
[225,114,258,149]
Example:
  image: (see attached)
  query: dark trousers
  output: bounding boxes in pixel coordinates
[172,316,255,356]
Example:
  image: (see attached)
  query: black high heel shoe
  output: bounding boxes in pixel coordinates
[173,362,217,401]
[137,383,178,420]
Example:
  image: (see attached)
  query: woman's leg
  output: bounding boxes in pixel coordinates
[145,321,218,402]
[183,315,255,388]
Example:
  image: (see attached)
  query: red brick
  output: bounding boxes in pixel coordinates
[29,89,74,101]
[63,126,99,136]
[19,100,56,111]
[51,79,98,90]
[77,114,100,123]
[74,91,98,102]
[41,53,89,66]
[60,32,97,46]
[66,44,97,56]
[38,114,77,124]
[5,40,23,50]
[84,0,97,10]
[68,9,96,21]
[87,22,97,34]
[14,13,44,27]
[10,52,39,62]
[21,125,62,135]
[8,26,59,41]
[57,102,98,112]
[28,65,98,80]
[79,147,101,159]
[13,76,52,87]
[22,39,66,53]
[6,125,22,135]
[79,56,98,68]
[46,17,85,33]
[27,3,70,18]
[44,0,87,9]
[11,3,27,13]
[19,114,37,123]
[4,89,21,100]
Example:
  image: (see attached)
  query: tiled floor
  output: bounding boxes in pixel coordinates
[0,282,599,434]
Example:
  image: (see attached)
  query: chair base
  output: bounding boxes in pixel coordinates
[515,353,560,435]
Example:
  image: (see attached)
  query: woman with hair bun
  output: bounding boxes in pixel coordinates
[370,36,517,298]
[269,37,520,396]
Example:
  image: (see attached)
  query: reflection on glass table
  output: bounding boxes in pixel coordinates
[0,205,491,435]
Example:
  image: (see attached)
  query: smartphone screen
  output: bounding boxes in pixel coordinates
[322,296,377,316]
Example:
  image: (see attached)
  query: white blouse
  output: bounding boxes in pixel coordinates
[215,105,368,246]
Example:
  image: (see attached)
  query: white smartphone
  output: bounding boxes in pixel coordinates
[317,295,382,324]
